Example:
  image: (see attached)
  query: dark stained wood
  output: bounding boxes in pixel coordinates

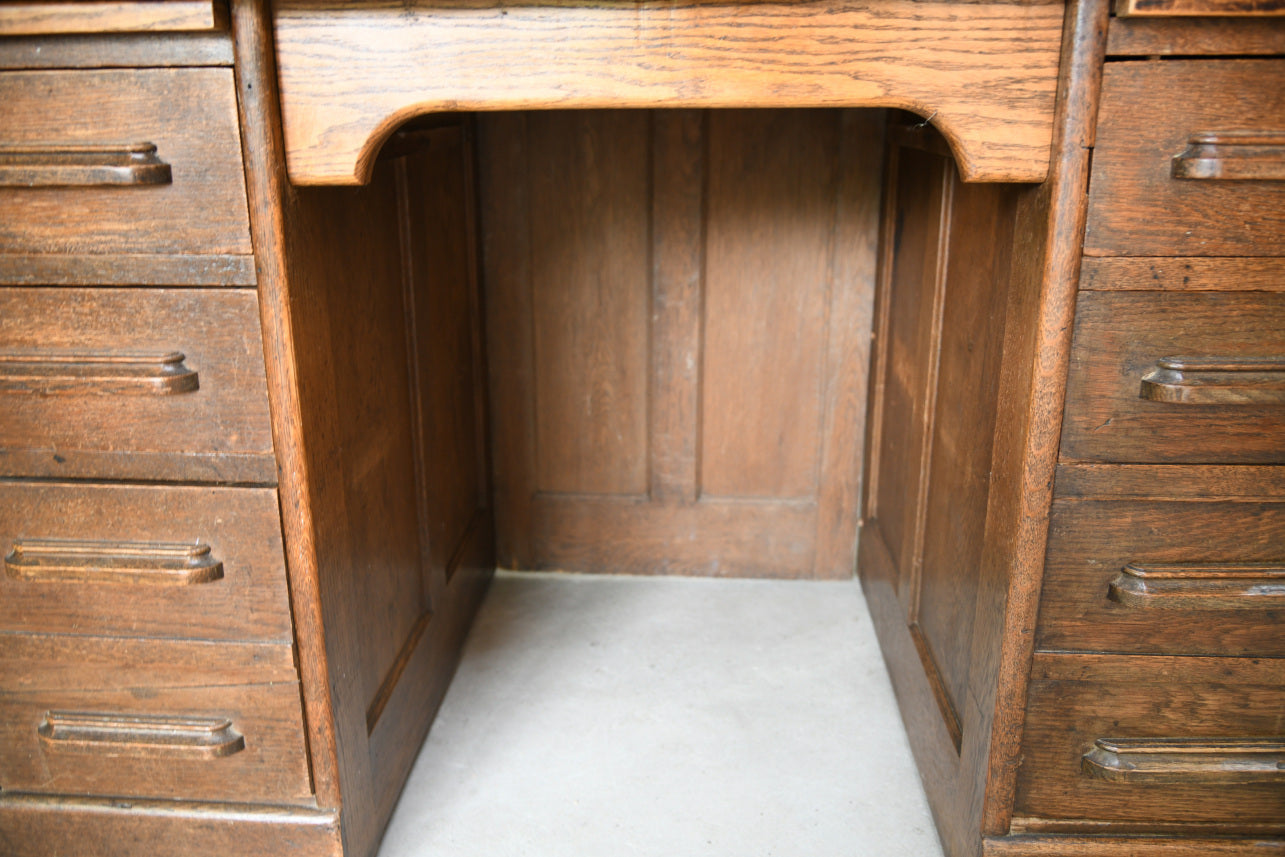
[0,795,341,857]
[0,288,275,483]
[0,31,234,69]
[0,68,253,269]
[0,678,312,805]
[0,482,293,643]
[0,1,225,35]
[1084,60,1285,258]
[1038,498,1285,657]
[484,108,877,579]
[1014,653,1285,830]
[1106,16,1285,54]
[272,0,1066,185]
[1060,291,1285,464]
[1080,257,1285,292]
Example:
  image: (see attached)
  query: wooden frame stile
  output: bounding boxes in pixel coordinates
[229,0,344,851]
[978,0,1108,848]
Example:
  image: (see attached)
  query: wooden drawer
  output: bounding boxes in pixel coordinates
[0,68,253,286]
[1015,654,1285,833]
[1084,59,1285,257]
[0,634,311,805]
[1061,291,1285,464]
[1038,498,1285,657]
[0,288,275,482]
[0,482,293,644]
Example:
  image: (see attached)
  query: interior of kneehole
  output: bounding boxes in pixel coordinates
[336,106,1016,585]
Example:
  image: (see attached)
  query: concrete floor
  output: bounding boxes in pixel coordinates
[378,571,944,857]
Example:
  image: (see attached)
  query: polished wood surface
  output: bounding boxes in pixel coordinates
[1115,0,1285,14]
[272,0,1065,185]
[483,108,878,578]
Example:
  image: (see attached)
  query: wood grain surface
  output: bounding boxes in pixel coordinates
[483,108,878,578]
[273,0,1064,185]
[1107,15,1285,54]
[1038,498,1285,657]
[1015,653,1285,830]
[0,68,252,268]
[1084,60,1285,257]
[0,288,276,483]
[0,1,223,35]
[1060,291,1285,464]
[0,482,293,643]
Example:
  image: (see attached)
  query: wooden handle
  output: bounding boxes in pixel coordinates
[1140,355,1285,405]
[1109,562,1285,609]
[1083,737,1285,784]
[5,538,224,585]
[38,711,245,759]
[1117,0,1285,17]
[0,143,172,187]
[1172,132,1285,181]
[0,350,199,395]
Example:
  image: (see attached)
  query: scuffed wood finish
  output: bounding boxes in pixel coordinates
[1060,291,1285,464]
[0,68,253,282]
[1038,498,1285,657]
[1115,0,1285,14]
[1080,257,1285,291]
[1171,132,1285,182]
[1014,654,1285,831]
[0,31,235,69]
[273,0,1065,185]
[1107,15,1285,54]
[0,795,341,857]
[1084,60,1285,257]
[1082,737,1285,785]
[986,834,1285,856]
[484,108,879,578]
[0,482,294,643]
[1055,463,1285,500]
[0,288,276,483]
[0,1,225,35]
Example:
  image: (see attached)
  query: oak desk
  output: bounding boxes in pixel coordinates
[0,1,1281,856]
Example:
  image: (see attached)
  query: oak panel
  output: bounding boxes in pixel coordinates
[273,0,1064,185]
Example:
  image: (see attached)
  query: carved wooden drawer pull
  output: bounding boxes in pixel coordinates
[1083,737,1285,784]
[5,538,224,585]
[0,143,173,187]
[1109,562,1285,610]
[1172,132,1285,181]
[0,350,199,395]
[1140,356,1285,405]
[38,711,245,759]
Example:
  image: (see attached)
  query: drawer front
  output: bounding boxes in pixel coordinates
[1038,498,1285,657]
[1084,59,1285,257]
[1015,654,1285,831]
[1061,291,1285,464]
[0,68,252,265]
[0,482,293,644]
[0,639,311,805]
[0,288,275,482]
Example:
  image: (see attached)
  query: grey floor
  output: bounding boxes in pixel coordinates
[378,571,944,857]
